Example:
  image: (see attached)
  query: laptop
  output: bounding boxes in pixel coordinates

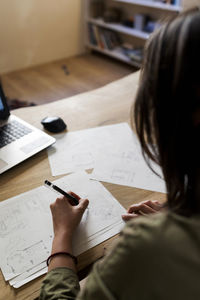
[0,83,55,174]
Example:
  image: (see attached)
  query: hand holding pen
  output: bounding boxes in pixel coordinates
[44,180,80,206]
[44,179,89,238]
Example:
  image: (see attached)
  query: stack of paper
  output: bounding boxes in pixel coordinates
[47,123,135,176]
[48,123,166,193]
[0,172,125,288]
[91,146,166,193]
[1,123,166,288]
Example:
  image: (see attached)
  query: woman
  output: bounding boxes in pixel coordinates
[39,8,200,299]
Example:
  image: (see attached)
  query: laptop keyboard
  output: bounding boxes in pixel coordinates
[0,120,32,149]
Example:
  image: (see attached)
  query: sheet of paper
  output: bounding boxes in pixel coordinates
[0,171,125,286]
[9,261,47,286]
[47,123,135,176]
[13,267,48,289]
[9,220,124,288]
[91,143,166,193]
[0,194,54,280]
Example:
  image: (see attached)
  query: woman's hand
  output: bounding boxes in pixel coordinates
[48,192,89,271]
[122,200,164,222]
[50,192,89,239]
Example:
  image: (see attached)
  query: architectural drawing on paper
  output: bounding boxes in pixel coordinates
[111,169,136,183]
[0,172,125,286]
[0,205,27,238]
[72,152,94,168]
[6,239,50,275]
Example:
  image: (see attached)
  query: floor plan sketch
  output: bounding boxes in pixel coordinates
[111,169,136,183]
[91,145,166,193]
[5,239,50,277]
[0,171,125,286]
[71,152,94,168]
[47,123,135,176]
[0,204,29,238]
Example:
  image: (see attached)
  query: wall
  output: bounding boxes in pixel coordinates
[183,0,200,9]
[0,0,84,74]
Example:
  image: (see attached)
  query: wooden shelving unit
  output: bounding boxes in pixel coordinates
[87,44,142,67]
[114,0,181,12]
[85,0,182,67]
[88,17,150,40]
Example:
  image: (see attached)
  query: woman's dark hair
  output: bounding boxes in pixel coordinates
[134,8,200,216]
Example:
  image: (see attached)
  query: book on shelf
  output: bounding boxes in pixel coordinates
[134,14,146,31]
[151,0,180,5]
[88,24,142,65]
[88,24,121,50]
[133,14,161,33]
[122,44,143,63]
[88,24,97,46]
[93,25,104,49]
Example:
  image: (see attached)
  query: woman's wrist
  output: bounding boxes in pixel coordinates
[48,231,76,272]
[52,231,73,253]
[54,230,73,240]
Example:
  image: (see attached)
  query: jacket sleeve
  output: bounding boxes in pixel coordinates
[39,267,80,300]
[76,217,162,300]
[38,230,132,300]
[39,217,160,300]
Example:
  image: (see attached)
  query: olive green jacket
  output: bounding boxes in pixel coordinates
[39,212,200,299]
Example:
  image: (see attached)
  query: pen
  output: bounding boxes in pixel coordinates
[44,180,79,206]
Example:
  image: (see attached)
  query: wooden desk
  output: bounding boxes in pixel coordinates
[0,71,165,300]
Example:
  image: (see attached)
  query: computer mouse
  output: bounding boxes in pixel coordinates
[41,116,67,133]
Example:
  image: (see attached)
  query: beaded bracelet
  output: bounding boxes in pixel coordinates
[46,252,78,266]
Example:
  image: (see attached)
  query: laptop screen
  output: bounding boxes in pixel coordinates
[0,97,4,111]
[0,84,10,120]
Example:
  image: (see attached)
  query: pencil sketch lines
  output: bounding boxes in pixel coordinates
[72,152,94,168]
[6,240,50,275]
[0,205,27,238]
[111,169,136,183]
[90,204,118,221]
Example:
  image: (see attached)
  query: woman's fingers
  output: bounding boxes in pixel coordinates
[78,198,89,211]
[122,200,164,221]
[122,213,138,221]
[128,203,157,214]
[50,195,90,237]
[68,191,81,200]
[128,200,162,213]
[138,204,157,214]
[147,200,163,211]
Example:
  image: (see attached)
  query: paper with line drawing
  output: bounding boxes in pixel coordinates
[90,147,166,193]
[47,122,165,193]
[0,171,125,287]
[91,152,166,193]
[47,123,135,176]
[91,131,166,193]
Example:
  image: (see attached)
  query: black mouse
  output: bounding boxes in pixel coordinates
[41,116,67,133]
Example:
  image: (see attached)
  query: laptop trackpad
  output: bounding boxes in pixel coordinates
[0,158,8,170]
[20,137,50,154]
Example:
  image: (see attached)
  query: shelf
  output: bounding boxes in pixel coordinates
[114,0,181,12]
[85,0,182,67]
[88,18,150,40]
[87,43,141,68]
